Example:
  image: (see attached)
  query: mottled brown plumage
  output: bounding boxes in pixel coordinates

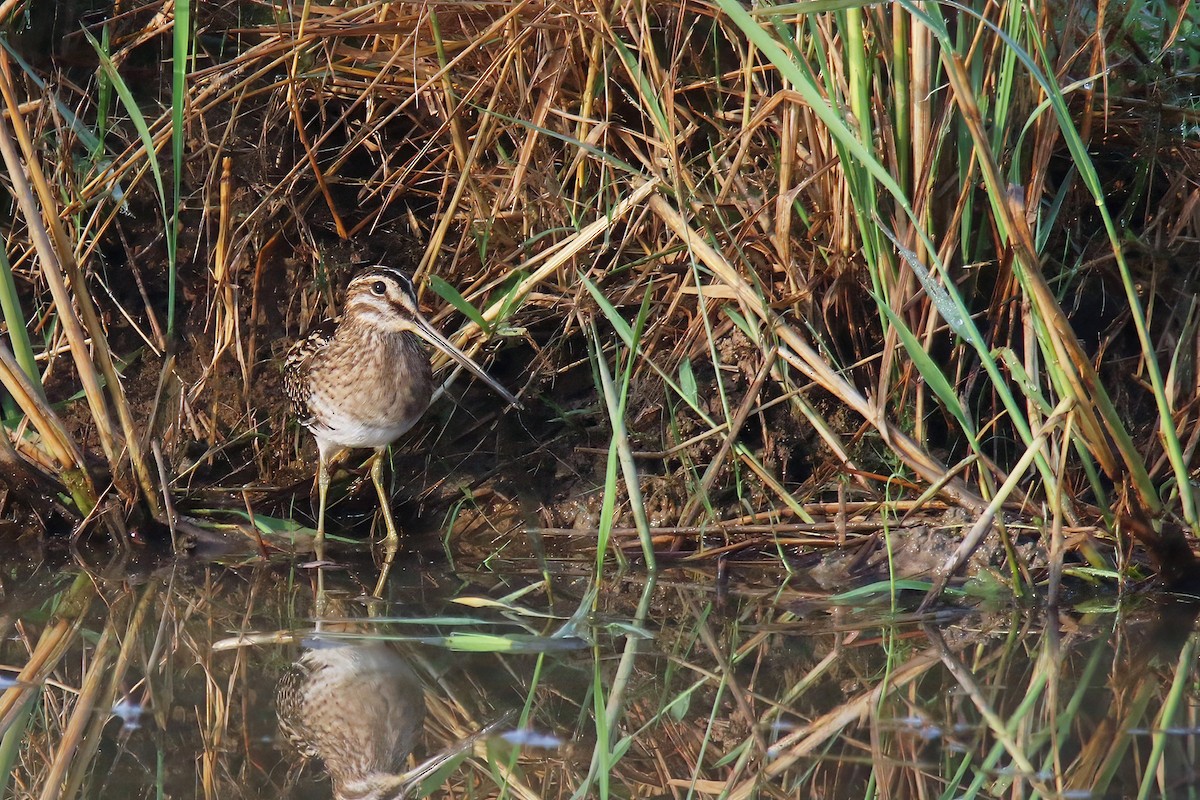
[277,632,514,799]
[283,320,334,420]
[277,639,425,800]
[285,265,520,553]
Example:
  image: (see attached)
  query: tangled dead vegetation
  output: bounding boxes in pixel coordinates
[0,1,1196,591]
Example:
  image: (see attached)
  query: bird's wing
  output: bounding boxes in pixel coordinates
[283,318,337,425]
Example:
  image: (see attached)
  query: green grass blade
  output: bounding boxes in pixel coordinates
[169,0,191,338]
[84,31,169,240]
[429,275,491,332]
[0,245,40,396]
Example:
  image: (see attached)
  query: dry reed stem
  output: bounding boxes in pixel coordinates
[943,52,1120,478]
[432,177,661,369]
[678,345,777,527]
[0,344,91,493]
[0,101,118,468]
[920,396,1073,608]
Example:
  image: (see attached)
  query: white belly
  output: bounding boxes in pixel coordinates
[299,327,434,455]
[307,392,422,450]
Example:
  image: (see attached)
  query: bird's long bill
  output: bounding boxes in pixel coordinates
[412,315,522,409]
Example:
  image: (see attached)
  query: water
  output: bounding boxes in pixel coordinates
[1,545,1198,799]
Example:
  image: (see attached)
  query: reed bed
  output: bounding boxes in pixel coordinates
[4,2,1200,793]
[0,0,1195,597]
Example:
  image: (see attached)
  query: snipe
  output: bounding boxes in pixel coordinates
[277,632,512,799]
[277,639,426,800]
[284,265,520,551]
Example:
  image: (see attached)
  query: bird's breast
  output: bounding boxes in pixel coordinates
[303,331,434,450]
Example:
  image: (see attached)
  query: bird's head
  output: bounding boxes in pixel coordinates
[344,265,521,409]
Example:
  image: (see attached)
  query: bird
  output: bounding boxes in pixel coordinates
[277,631,514,799]
[284,264,520,552]
[277,638,427,800]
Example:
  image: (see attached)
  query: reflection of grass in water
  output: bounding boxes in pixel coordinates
[3,556,1198,798]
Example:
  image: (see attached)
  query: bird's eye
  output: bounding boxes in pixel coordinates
[371,281,387,296]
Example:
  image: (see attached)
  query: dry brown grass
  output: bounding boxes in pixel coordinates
[0,0,1195,589]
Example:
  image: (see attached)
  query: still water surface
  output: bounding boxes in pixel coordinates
[1,544,1198,798]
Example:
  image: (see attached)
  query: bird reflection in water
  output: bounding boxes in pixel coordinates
[276,631,511,800]
[277,637,426,800]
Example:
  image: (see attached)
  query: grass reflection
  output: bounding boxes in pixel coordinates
[0,554,1197,798]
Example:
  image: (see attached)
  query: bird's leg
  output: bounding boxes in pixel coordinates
[370,447,401,551]
[315,450,330,562]
[370,447,398,598]
[315,563,328,616]
[372,546,396,599]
